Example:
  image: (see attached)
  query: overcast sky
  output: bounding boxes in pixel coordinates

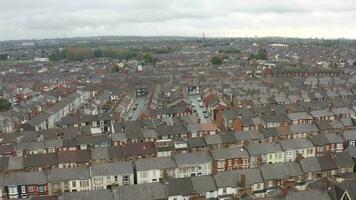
[1,0,356,41]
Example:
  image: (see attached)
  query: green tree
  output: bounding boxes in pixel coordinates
[0,99,11,112]
[112,63,121,73]
[353,61,356,66]
[140,53,158,64]
[0,54,8,61]
[94,48,103,58]
[254,48,268,60]
[211,56,223,65]
[218,47,240,54]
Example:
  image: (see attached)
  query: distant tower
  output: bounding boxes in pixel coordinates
[203,32,205,41]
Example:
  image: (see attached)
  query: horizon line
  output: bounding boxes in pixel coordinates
[1,34,356,43]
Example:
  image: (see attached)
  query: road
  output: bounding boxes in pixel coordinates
[188,95,211,123]
[124,97,146,121]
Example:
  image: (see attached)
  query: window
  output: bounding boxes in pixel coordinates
[256,183,261,190]
[64,181,69,188]
[123,175,130,184]
[277,153,283,160]
[268,180,273,187]
[80,180,89,188]
[325,145,330,151]
[72,181,76,188]
[49,147,55,153]
[286,151,293,157]
[39,186,45,193]
[268,154,273,160]
[336,143,343,150]
[319,146,324,152]
[107,176,111,184]
[21,186,26,194]
[9,187,18,195]
[140,172,147,178]
[94,178,103,185]
[307,149,313,155]
[350,141,356,146]
[114,176,118,182]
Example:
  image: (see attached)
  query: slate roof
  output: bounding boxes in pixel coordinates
[167,178,193,196]
[58,149,91,164]
[6,171,47,185]
[0,157,8,172]
[62,190,114,200]
[205,134,223,145]
[214,171,239,188]
[91,161,133,176]
[289,124,319,133]
[191,175,217,194]
[108,146,125,161]
[279,138,314,150]
[286,189,331,200]
[300,157,322,173]
[334,151,354,168]
[261,162,303,180]
[91,147,109,161]
[188,137,207,148]
[342,130,356,141]
[7,156,24,170]
[48,167,90,182]
[24,153,58,168]
[317,155,337,171]
[288,112,312,121]
[329,179,356,200]
[212,147,249,160]
[174,152,212,166]
[310,109,334,118]
[246,142,282,156]
[234,131,265,141]
[114,183,167,200]
[237,168,264,185]
[311,133,344,146]
[135,157,176,171]
[123,142,156,157]
[155,125,187,137]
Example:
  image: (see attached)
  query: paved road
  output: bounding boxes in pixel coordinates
[124,97,146,121]
[188,95,211,123]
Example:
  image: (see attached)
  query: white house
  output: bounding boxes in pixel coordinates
[214,171,239,199]
[48,167,91,195]
[135,157,176,184]
[90,161,134,190]
[279,138,315,162]
[174,152,212,178]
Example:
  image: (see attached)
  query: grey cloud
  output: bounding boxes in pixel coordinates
[1,0,356,40]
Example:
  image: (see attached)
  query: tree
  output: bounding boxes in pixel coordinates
[211,56,223,65]
[140,53,158,64]
[353,61,356,66]
[0,54,8,61]
[112,63,122,73]
[254,48,268,60]
[218,47,240,54]
[0,99,11,112]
